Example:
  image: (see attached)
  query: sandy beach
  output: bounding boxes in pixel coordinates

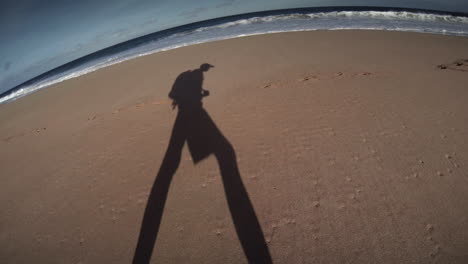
[1,30,468,263]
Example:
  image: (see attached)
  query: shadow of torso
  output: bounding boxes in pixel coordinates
[169,69,204,109]
[169,68,218,163]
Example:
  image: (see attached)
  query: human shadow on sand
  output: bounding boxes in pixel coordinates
[133,63,272,264]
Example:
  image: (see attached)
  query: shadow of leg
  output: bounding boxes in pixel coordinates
[133,113,186,264]
[215,140,273,264]
[133,108,271,263]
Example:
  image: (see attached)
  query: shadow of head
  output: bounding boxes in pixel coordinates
[200,63,214,72]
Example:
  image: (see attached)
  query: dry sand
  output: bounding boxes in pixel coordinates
[1,30,468,263]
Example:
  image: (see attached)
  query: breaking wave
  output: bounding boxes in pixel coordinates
[192,10,468,31]
[2,8,468,104]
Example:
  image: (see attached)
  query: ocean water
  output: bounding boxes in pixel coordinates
[1,8,468,104]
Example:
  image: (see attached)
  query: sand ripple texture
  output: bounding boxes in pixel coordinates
[1,31,468,263]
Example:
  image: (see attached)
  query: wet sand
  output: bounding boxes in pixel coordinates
[1,30,468,263]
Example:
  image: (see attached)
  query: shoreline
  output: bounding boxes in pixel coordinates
[2,30,468,105]
[3,8,468,102]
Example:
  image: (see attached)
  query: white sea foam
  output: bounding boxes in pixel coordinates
[2,10,468,104]
[189,11,468,33]
[307,11,468,22]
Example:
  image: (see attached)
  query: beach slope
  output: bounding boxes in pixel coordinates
[1,30,468,263]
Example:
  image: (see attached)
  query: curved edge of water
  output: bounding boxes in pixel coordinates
[1,6,467,104]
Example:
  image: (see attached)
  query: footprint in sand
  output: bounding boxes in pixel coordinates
[334,72,343,77]
[299,71,376,82]
[266,217,298,243]
[437,59,468,72]
[113,99,170,114]
[312,201,320,208]
[300,75,319,82]
[348,71,376,78]
[3,127,47,142]
[425,224,442,258]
